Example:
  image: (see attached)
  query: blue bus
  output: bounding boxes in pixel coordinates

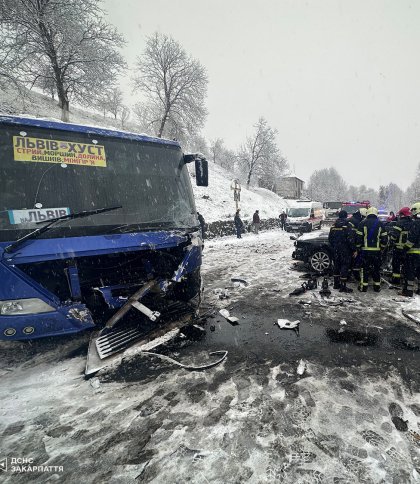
[0,116,208,349]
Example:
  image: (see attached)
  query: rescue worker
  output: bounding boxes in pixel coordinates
[348,208,367,281]
[279,210,287,230]
[356,207,388,292]
[234,209,244,239]
[389,207,412,285]
[197,211,206,239]
[328,210,355,293]
[348,209,364,231]
[402,202,420,297]
[253,210,260,234]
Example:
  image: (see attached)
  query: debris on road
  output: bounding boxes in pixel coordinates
[289,277,318,297]
[299,300,312,306]
[219,309,239,325]
[319,277,331,297]
[231,277,249,287]
[89,377,101,391]
[139,350,228,371]
[297,359,306,375]
[277,319,300,330]
[340,320,347,326]
[402,309,420,324]
[289,284,307,296]
[214,288,230,299]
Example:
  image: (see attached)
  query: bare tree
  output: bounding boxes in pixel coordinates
[0,0,126,121]
[209,138,224,164]
[133,32,208,139]
[406,162,420,204]
[185,134,209,158]
[307,168,349,202]
[119,105,130,129]
[237,118,285,188]
[98,87,124,119]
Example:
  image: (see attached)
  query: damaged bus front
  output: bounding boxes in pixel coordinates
[0,116,208,353]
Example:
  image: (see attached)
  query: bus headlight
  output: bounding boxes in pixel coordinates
[0,298,55,315]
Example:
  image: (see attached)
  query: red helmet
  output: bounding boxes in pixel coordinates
[397,206,411,218]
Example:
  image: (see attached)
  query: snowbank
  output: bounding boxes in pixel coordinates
[192,162,289,223]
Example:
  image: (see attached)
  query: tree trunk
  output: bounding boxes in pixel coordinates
[246,169,252,188]
[54,68,70,122]
[158,108,170,138]
[60,98,70,122]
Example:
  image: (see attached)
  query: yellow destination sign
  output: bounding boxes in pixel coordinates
[13,136,107,167]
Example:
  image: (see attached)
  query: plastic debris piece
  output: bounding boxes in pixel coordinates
[299,300,312,305]
[219,309,239,325]
[297,359,306,375]
[231,277,249,286]
[90,378,101,390]
[277,319,300,329]
[402,309,420,324]
[219,309,230,319]
[340,320,347,326]
[214,288,230,299]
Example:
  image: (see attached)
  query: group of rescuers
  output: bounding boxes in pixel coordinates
[328,202,420,297]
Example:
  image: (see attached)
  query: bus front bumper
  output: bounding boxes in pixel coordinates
[0,303,95,340]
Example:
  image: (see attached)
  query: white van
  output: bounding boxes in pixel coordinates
[285,200,325,232]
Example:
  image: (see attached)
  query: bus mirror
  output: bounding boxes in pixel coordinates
[195,158,208,186]
[183,153,208,186]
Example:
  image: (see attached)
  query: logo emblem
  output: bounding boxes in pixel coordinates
[0,458,7,472]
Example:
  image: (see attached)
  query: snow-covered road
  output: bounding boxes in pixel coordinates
[1,229,419,483]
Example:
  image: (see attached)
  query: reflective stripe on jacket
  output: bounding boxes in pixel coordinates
[356,215,388,251]
[405,218,420,254]
[390,218,412,250]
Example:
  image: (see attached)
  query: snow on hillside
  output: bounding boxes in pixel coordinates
[192,163,289,222]
[1,87,290,223]
[0,86,138,132]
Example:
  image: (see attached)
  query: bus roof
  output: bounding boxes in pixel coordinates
[0,115,181,148]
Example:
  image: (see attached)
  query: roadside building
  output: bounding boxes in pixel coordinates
[276,176,305,200]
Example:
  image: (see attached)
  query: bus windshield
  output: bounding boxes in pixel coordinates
[288,208,310,218]
[0,124,197,242]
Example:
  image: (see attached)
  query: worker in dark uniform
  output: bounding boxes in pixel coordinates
[389,207,412,285]
[328,210,355,293]
[356,207,388,292]
[348,208,366,281]
[348,209,364,231]
[197,211,206,239]
[402,202,420,297]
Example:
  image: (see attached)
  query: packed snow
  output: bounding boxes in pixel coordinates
[1,230,419,483]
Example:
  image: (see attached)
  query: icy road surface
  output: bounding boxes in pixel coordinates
[0,230,420,483]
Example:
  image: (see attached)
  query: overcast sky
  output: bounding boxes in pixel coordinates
[104,0,420,189]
